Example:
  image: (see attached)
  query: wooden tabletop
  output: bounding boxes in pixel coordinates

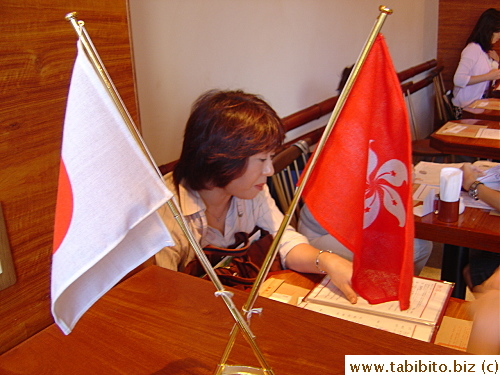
[0,266,463,374]
[429,119,500,159]
[462,98,500,121]
[414,205,499,299]
[414,205,499,253]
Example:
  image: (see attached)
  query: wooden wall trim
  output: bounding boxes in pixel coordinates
[0,0,139,354]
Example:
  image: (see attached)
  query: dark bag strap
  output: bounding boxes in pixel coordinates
[202,226,263,257]
[214,260,261,287]
[183,226,281,280]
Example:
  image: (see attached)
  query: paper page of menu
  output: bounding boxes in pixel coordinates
[436,122,486,138]
[476,127,500,140]
[300,300,435,342]
[434,316,472,351]
[434,122,500,139]
[305,277,452,324]
[469,99,500,110]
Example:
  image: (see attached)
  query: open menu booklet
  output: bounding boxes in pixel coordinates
[299,276,453,343]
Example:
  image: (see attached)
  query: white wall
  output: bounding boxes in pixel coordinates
[129,0,439,165]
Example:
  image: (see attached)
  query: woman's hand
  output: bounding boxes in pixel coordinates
[319,252,358,304]
[461,162,484,191]
[488,49,499,63]
[285,243,357,304]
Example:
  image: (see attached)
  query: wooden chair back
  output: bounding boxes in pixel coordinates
[270,139,311,227]
[402,68,454,163]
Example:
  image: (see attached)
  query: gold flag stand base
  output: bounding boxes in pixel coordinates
[216,364,272,375]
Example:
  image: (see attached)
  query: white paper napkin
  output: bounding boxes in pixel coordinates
[413,188,437,217]
[440,167,463,202]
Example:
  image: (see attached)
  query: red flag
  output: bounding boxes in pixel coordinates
[51,41,174,334]
[302,34,413,309]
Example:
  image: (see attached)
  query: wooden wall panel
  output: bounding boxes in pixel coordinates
[438,1,500,92]
[0,0,139,354]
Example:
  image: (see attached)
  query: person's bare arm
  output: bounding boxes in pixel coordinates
[285,243,357,303]
[466,69,500,85]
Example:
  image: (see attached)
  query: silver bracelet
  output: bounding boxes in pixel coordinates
[315,250,334,273]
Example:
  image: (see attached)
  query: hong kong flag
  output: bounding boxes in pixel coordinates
[303,34,413,309]
[51,41,174,334]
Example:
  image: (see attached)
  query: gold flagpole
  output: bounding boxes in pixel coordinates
[216,6,393,372]
[65,13,274,375]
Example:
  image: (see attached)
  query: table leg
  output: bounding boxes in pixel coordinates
[440,245,469,299]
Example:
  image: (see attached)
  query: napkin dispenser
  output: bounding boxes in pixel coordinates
[438,167,463,222]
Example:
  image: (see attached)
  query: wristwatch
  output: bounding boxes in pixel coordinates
[468,181,484,200]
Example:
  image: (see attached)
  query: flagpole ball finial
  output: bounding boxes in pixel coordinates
[65,12,78,21]
[379,6,393,15]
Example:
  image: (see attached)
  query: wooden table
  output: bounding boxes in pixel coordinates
[462,98,500,121]
[414,205,499,254]
[414,192,500,298]
[0,266,462,374]
[429,119,500,159]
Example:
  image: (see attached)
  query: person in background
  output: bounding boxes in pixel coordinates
[461,162,500,291]
[298,205,432,276]
[451,8,500,118]
[467,267,500,355]
[155,89,357,303]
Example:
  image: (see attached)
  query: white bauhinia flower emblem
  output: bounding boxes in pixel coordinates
[364,143,408,229]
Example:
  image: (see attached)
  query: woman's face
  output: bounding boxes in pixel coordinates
[493,31,500,45]
[223,151,275,200]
